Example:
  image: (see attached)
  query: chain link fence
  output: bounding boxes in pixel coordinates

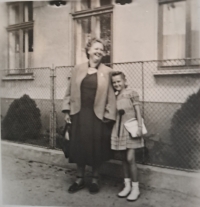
[1,67,52,148]
[1,58,200,171]
[54,66,73,149]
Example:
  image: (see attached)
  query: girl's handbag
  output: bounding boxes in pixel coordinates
[124,118,147,138]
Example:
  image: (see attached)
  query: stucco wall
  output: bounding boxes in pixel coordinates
[113,0,157,62]
[33,1,72,67]
[0,68,51,99]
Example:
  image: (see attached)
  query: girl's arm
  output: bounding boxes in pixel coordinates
[135,105,143,137]
[131,91,142,137]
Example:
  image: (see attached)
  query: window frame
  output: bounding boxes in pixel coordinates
[6,1,34,70]
[71,1,113,65]
[157,0,196,68]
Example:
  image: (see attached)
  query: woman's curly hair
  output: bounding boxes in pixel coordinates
[85,37,106,59]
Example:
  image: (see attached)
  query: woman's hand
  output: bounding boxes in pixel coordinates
[136,127,143,137]
[64,113,71,124]
[103,118,111,123]
[103,118,115,125]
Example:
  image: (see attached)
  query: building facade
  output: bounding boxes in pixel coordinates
[0,0,199,67]
[0,0,200,169]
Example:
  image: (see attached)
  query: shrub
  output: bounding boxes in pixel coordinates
[170,89,200,169]
[2,94,42,141]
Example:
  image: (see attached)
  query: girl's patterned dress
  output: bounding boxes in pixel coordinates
[111,88,144,150]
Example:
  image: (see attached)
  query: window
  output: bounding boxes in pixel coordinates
[72,0,113,64]
[7,1,34,70]
[158,0,199,64]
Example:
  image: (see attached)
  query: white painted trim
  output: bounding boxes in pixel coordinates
[2,74,34,81]
[154,68,200,76]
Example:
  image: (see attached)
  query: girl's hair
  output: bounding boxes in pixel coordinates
[85,37,106,59]
[112,71,126,80]
[112,71,128,88]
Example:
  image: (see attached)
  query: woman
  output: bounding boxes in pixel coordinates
[62,38,116,194]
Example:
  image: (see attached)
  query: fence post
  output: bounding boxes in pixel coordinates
[49,65,56,149]
[141,61,144,118]
[141,61,146,164]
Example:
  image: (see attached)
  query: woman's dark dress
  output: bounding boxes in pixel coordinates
[69,73,113,167]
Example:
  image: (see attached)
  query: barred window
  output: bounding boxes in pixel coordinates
[7,1,34,70]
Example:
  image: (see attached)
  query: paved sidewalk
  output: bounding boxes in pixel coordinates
[1,155,200,207]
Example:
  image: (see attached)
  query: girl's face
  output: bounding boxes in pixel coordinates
[112,75,126,92]
[88,42,104,63]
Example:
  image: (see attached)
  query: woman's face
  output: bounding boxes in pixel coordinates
[88,42,104,63]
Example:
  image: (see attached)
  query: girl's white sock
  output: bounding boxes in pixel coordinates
[132,181,139,188]
[118,178,131,197]
[124,178,131,183]
[127,182,140,201]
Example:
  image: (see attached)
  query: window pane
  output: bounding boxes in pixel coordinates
[9,4,20,25]
[93,0,112,8]
[100,0,112,6]
[75,0,91,11]
[9,31,20,69]
[191,0,200,59]
[23,29,33,68]
[9,30,33,69]
[23,29,33,52]
[28,2,33,21]
[23,2,33,22]
[163,1,186,60]
[75,0,111,11]
[28,29,34,52]
[76,18,91,64]
[95,13,111,63]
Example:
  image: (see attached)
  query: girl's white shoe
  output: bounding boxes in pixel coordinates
[127,182,140,201]
[117,178,131,198]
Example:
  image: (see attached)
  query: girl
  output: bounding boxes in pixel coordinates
[111,71,144,202]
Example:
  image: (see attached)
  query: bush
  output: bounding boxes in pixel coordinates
[2,94,42,141]
[170,89,200,169]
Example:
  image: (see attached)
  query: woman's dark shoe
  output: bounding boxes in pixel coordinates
[89,182,99,194]
[68,181,85,193]
[68,176,85,194]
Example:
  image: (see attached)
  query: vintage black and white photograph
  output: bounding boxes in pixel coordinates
[0,0,200,206]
